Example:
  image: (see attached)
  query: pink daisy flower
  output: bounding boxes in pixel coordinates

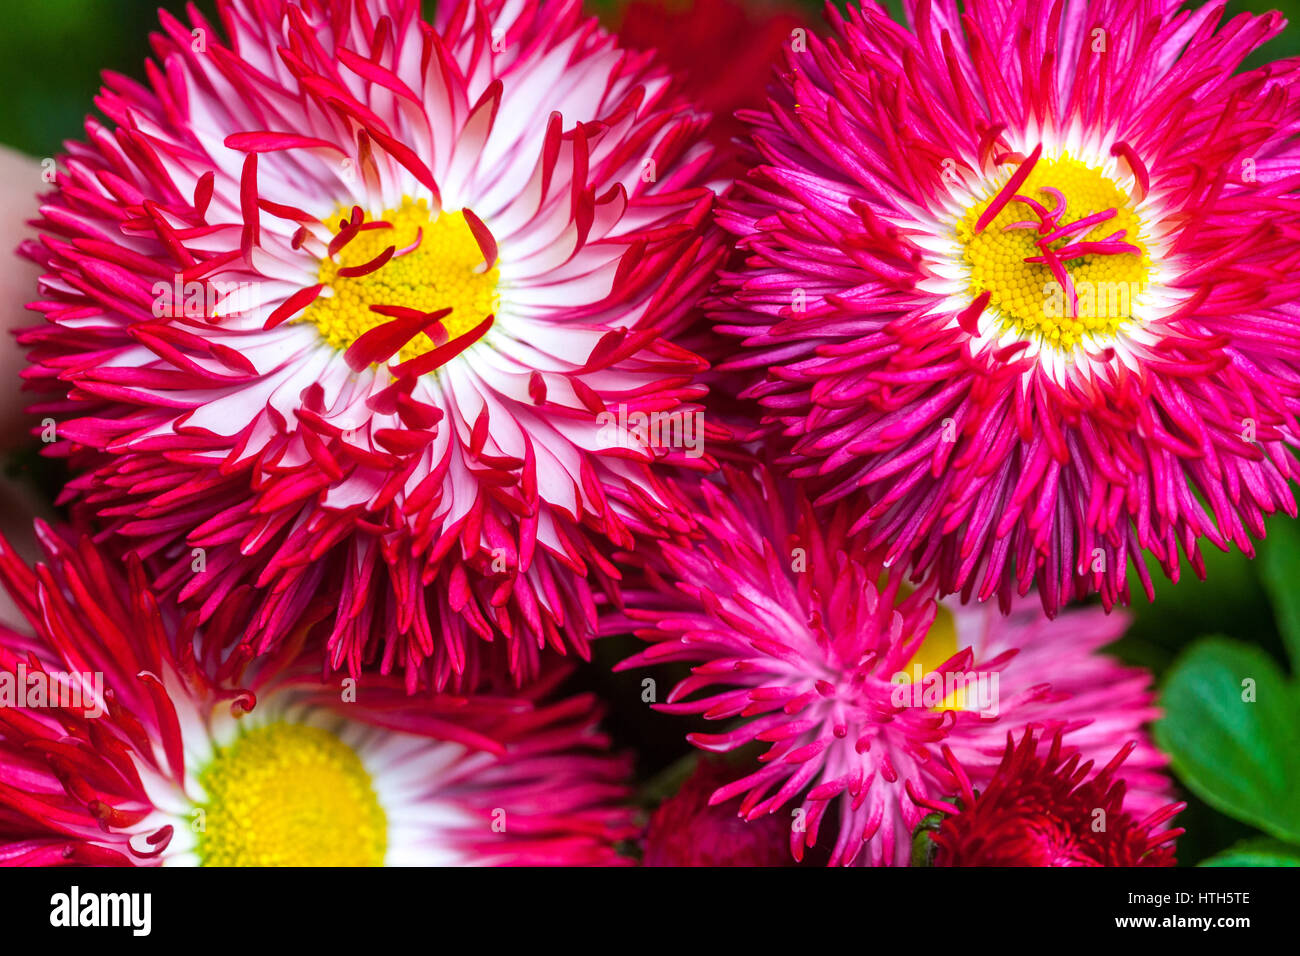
[712,0,1300,614]
[616,466,1172,866]
[0,523,636,866]
[21,0,721,692]
[916,730,1184,867]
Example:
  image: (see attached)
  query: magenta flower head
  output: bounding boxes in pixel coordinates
[0,523,636,866]
[713,0,1300,614]
[616,466,1172,866]
[20,0,722,692]
[916,730,1185,867]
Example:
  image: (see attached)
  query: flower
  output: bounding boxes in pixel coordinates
[0,523,635,866]
[612,0,807,404]
[711,0,1300,615]
[616,466,1171,866]
[643,757,794,866]
[614,0,804,162]
[915,730,1184,866]
[21,0,722,692]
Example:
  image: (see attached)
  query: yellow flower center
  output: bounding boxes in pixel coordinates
[899,604,976,711]
[195,722,387,867]
[956,153,1150,351]
[298,198,500,363]
[905,603,958,681]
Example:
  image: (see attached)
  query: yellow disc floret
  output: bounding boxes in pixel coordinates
[898,603,978,712]
[298,198,500,363]
[195,722,387,867]
[956,153,1150,351]
[904,602,958,682]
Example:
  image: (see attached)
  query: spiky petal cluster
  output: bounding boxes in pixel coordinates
[713,0,1300,615]
[643,758,794,866]
[917,730,1184,866]
[615,0,804,164]
[617,466,1171,866]
[0,523,635,866]
[21,0,723,692]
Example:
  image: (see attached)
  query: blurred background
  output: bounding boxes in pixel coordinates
[2,0,1298,866]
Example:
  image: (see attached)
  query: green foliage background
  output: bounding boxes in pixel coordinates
[3,0,1299,866]
[4,0,1298,158]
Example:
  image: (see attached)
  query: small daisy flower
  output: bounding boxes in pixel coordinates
[713,0,1300,614]
[21,0,721,691]
[617,466,1171,866]
[915,730,1185,867]
[0,524,635,866]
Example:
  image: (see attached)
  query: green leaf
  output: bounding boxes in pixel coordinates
[910,812,944,868]
[1200,837,1300,867]
[1259,516,1300,674]
[1156,637,1300,844]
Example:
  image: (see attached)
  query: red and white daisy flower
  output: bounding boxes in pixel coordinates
[915,730,1185,867]
[0,523,636,867]
[616,466,1172,866]
[21,0,722,692]
[712,0,1300,615]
